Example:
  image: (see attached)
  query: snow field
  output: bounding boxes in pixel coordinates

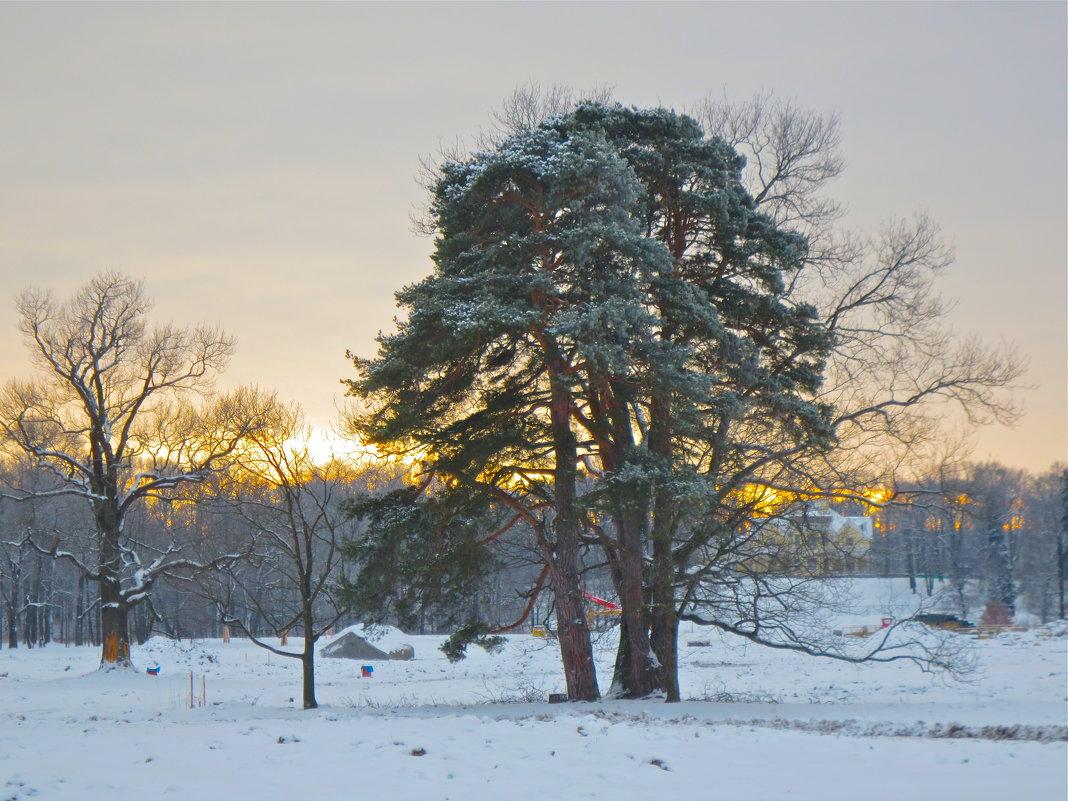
[1,620,1065,801]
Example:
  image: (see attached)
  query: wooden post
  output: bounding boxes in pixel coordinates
[189,671,194,709]
[201,674,206,707]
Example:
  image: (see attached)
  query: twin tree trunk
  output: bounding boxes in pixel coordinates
[600,378,661,700]
[605,510,680,701]
[608,508,661,699]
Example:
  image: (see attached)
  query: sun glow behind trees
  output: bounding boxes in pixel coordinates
[297,428,422,485]
[288,428,358,468]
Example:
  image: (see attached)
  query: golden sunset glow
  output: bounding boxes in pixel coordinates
[861,487,894,508]
[735,484,896,519]
[737,484,793,517]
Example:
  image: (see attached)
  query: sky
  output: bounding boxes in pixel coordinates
[0,2,1064,473]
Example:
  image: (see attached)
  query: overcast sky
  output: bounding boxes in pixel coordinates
[0,2,1064,472]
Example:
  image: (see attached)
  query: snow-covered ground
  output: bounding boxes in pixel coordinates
[1,607,1065,799]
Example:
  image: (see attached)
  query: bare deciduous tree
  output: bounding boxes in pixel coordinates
[489,82,615,137]
[695,90,844,231]
[650,95,1023,699]
[0,272,272,667]
[205,400,363,709]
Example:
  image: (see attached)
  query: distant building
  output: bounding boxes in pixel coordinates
[760,504,874,575]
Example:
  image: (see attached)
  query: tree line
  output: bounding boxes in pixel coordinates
[1,446,1060,667]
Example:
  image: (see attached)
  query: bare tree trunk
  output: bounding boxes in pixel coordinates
[96,492,132,666]
[74,574,86,646]
[5,570,16,649]
[301,649,317,710]
[99,578,130,666]
[99,532,130,664]
[906,529,917,592]
[42,558,54,646]
[301,608,318,710]
[5,599,15,648]
[132,598,154,645]
[28,555,43,647]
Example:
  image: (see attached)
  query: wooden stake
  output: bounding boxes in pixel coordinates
[189,671,194,709]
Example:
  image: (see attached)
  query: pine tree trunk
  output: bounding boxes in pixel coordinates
[548,484,599,701]
[551,568,598,702]
[548,368,599,702]
[649,495,680,702]
[598,376,658,699]
[610,509,659,698]
[645,393,679,700]
[649,606,679,703]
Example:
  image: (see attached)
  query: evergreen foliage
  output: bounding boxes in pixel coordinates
[344,102,839,700]
[340,485,506,660]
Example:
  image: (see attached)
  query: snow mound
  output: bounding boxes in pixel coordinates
[321,624,414,655]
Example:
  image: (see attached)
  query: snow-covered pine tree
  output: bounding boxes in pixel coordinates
[345,123,670,701]
[348,98,1015,703]
[551,105,834,700]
